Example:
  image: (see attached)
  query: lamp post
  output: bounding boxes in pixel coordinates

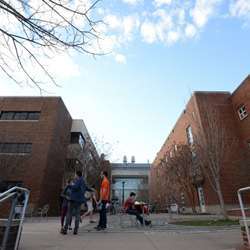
[122,181,125,205]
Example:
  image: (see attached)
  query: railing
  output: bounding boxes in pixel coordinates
[0,186,30,250]
[238,186,250,246]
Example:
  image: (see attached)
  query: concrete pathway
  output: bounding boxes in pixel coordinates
[19,215,243,250]
[20,227,241,250]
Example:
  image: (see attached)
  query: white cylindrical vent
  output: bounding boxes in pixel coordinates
[131,156,135,163]
[123,155,127,164]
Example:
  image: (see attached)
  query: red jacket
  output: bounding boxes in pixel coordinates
[124,197,134,210]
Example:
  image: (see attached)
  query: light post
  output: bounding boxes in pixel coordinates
[122,181,125,205]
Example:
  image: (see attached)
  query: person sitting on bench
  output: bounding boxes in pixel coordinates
[123,192,151,226]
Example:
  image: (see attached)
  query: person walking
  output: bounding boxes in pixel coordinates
[81,185,97,223]
[60,179,72,232]
[95,171,110,231]
[61,171,90,235]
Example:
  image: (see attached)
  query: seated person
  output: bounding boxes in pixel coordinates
[123,192,151,226]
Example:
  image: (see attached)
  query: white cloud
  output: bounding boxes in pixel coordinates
[44,54,80,80]
[104,14,139,42]
[167,30,180,44]
[154,0,172,7]
[140,21,157,43]
[123,0,142,5]
[114,53,127,64]
[153,9,173,42]
[96,0,250,63]
[123,16,140,34]
[97,35,119,53]
[230,0,250,19]
[105,15,121,29]
[185,23,197,38]
[190,0,222,28]
[95,14,140,59]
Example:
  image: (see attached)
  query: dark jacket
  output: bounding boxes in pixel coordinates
[70,177,90,204]
[61,184,72,207]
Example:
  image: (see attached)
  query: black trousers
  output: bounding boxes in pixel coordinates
[126,208,143,225]
[98,200,107,228]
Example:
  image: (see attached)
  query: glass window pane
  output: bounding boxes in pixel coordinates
[27,112,40,120]
[2,143,10,153]
[24,143,32,153]
[186,126,194,145]
[0,143,4,152]
[79,134,85,148]
[9,143,18,153]
[0,112,15,120]
[14,112,28,120]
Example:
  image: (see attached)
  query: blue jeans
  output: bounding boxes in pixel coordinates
[98,200,107,228]
[64,201,81,231]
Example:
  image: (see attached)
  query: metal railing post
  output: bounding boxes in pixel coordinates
[15,191,30,250]
[0,186,30,250]
[238,187,250,246]
[1,193,18,250]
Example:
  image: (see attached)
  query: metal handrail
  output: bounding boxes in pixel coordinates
[0,186,30,250]
[238,186,250,246]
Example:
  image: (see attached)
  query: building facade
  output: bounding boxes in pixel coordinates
[150,76,250,214]
[0,97,100,215]
[111,157,150,204]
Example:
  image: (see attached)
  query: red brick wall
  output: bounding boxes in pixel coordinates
[0,97,72,215]
[230,76,250,204]
[150,76,250,212]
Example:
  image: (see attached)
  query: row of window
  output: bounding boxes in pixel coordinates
[0,143,32,154]
[165,126,194,163]
[0,111,40,121]
[163,104,248,163]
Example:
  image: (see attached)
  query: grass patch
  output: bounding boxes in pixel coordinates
[172,219,239,227]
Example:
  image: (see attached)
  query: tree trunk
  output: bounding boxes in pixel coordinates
[186,187,197,214]
[215,180,228,219]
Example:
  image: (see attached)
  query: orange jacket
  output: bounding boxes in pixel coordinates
[100,176,110,201]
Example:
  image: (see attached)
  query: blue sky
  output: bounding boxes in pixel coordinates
[0,0,250,163]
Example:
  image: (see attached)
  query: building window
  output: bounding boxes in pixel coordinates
[0,143,32,154]
[170,150,173,158]
[165,155,168,163]
[186,126,194,145]
[0,112,15,120]
[238,105,248,120]
[27,112,40,120]
[70,132,85,149]
[78,134,85,149]
[0,111,40,121]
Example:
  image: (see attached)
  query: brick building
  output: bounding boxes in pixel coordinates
[0,97,101,215]
[150,75,250,214]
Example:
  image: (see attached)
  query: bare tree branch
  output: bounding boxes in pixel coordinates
[0,0,104,91]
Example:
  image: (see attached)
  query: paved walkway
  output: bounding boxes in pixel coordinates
[20,215,243,250]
